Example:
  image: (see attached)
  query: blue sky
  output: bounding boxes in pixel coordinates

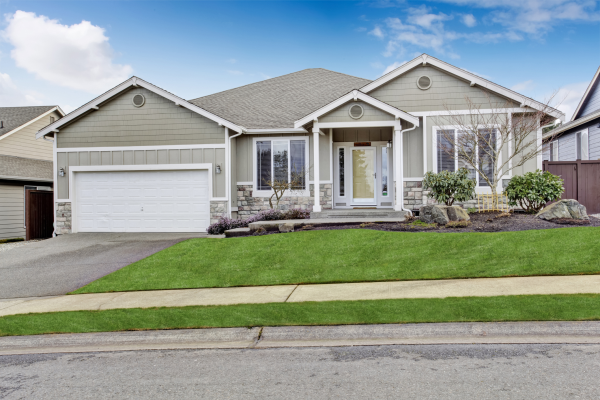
[0,0,598,119]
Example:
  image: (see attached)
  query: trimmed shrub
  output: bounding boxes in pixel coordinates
[422,168,476,206]
[283,209,311,220]
[207,208,310,235]
[505,170,564,213]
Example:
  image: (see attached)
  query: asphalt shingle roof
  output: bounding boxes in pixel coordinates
[0,155,52,181]
[0,106,56,137]
[189,68,371,129]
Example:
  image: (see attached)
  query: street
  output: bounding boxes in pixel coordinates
[1,344,599,399]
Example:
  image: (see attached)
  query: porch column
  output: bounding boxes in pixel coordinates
[394,119,403,212]
[312,122,322,212]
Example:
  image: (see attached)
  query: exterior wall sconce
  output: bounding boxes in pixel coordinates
[59,167,65,177]
[215,165,221,174]
[387,140,392,148]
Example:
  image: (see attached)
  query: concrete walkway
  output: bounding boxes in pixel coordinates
[1,274,600,318]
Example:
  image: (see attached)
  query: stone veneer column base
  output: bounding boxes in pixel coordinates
[56,202,72,235]
[236,184,332,218]
[210,200,229,225]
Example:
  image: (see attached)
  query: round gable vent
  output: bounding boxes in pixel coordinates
[132,94,145,107]
[349,104,364,119]
[417,75,432,90]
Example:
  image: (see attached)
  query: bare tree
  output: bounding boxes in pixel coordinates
[438,93,561,198]
[263,163,311,209]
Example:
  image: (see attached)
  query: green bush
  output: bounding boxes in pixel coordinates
[505,170,564,213]
[422,168,476,206]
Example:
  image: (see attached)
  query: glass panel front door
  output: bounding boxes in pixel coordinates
[352,148,376,204]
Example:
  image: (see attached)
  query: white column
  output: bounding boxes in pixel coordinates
[394,120,403,211]
[313,123,322,212]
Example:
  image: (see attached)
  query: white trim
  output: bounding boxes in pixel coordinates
[56,198,70,203]
[294,89,419,128]
[410,108,536,117]
[348,104,364,119]
[550,140,559,161]
[308,180,333,184]
[236,181,253,185]
[245,128,308,134]
[576,128,590,160]
[317,120,401,129]
[56,144,226,153]
[572,66,600,121]
[422,116,427,176]
[404,177,424,181]
[360,54,564,120]
[329,128,333,192]
[313,126,321,212]
[53,137,57,236]
[1,107,64,142]
[37,77,244,139]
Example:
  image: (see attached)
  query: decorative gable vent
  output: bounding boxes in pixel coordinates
[417,75,432,90]
[349,104,364,119]
[132,94,145,107]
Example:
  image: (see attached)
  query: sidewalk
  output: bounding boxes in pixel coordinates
[1,274,600,318]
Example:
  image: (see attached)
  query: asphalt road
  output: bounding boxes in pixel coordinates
[0,233,206,299]
[1,344,599,399]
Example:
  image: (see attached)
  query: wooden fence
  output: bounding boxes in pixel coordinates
[543,160,600,215]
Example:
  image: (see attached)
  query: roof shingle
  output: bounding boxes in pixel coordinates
[0,106,56,137]
[0,155,52,181]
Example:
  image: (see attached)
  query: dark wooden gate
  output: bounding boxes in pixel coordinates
[26,190,54,240]
[543,160,600,214]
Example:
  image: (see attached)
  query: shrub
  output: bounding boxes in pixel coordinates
[445,220,471,228]
[207,208,310,235]
[283,208,311,220]
[467,207,477,214]
[505,170,564,213]
[422,168,476,206]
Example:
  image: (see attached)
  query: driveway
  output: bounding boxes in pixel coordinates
[0,233,207,299]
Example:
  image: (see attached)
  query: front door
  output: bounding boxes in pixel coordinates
[351,148,376,205]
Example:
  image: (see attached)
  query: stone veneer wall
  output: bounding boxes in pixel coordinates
[236,184,332,218]
[210,200,228,224]
[56,202,72,234]
[403,181,479,212]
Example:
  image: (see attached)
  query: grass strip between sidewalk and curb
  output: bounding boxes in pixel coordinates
[72,228,600,294]
[2,294,600,337]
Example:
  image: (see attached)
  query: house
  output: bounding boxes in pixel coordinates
[0,106,65,240]
[35,54,563,234]
[543,66,600,161]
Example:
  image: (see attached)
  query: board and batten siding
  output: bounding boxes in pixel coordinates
[56,148,226,200]
[369,66,518,112]
[56,88,225,148]
[578,80,600,118]
[0,111,61,161]
[319,101,394,123]
[0,183,25,240]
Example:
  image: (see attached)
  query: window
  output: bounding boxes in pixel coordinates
[255,139,307,191]
[436,128,497,187]
[576,130,589,160]
[50,116,55,123]
[550,141,559,161]
[381,147,388,196]
[338,148,345,196]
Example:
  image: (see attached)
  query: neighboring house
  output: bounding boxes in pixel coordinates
[0,106,65,240]
[36,54,563,234]
[543,66,600,161]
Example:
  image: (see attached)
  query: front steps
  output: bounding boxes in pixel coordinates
[310,209,410,219]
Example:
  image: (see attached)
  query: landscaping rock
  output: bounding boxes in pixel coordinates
[420,205,470,224]
[536,199,589,221]
[278,223,296,233]
[446,206,470,222]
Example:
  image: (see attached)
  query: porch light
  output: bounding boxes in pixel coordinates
[387,140,392,148]
[215,164,221,174]
[59,167,65,177]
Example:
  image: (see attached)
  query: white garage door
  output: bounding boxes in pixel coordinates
[75,169,210,232]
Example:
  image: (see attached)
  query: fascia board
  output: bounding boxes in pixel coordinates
[571,66,600,122]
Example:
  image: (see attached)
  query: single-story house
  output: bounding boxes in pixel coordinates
[0,106,65,240]
[543,66,600,161]
[36,54,563,234]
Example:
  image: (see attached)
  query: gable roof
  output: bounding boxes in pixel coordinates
[361,54,565,120]
[189,68,371,129]
[37,77,244,139]
[0,154,52,182]
[571,66,600,121]
[542,108,600,140]
[0,106,62,139]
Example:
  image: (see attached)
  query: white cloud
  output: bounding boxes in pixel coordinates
[369,26,385,38]
[227,70,244,75]
[382,61,408,75]
[3,11,132,94]
[0,71,43,106]
[553,81,588,120]
[510,79,534,92]
[461,14,477,27]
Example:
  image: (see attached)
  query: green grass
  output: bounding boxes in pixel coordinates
[2,295,600,337]
[73,228,600,294]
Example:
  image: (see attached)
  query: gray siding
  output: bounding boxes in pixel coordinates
[56,147,226,199]
[57,88,224,148]
[320,100,394,123]
[544,117,600,161]
[369,66,518,112]
[558,133,577,161]
[578,80,600,118]
[0,110,61,161]
[0,183,25,240]
[590,123,600,160]
[403,119,424,178]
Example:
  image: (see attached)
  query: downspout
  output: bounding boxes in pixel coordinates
[397,121,417,216]
[43,134,57,236]
[228,129,244,218]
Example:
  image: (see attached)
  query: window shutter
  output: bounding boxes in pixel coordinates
[581,131,589,160]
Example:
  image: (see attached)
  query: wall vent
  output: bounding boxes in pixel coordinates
[132,94,146,107]
[417,75,432,90]
[348,104,364,119]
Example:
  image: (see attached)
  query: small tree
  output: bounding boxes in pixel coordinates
[505,170,564,213]
[439,93,561,198]
[422,168,476,206]
[263,164,310,209]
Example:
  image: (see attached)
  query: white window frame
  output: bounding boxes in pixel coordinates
[337,145,347,199]
[252,136,310,198]
[550,140,559,161]
[432,124,504,193]
[575,129,589,160]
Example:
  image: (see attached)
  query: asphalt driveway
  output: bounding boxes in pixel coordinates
[0,233,208,299]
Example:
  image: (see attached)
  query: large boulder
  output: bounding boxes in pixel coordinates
[420,205,470,225]
[536,199,589,221]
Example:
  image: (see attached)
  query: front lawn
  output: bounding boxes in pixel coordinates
[72,227,600,294]
[1,294,600,337]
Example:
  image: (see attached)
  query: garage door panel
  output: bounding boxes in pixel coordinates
[75,169,210,232]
